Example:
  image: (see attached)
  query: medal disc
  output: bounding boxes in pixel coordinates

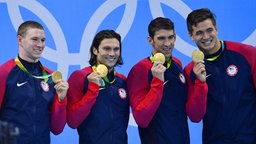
[97,64,108,77]
[192,49,204,62]
[154,53,165,64]
[52,70,62,83]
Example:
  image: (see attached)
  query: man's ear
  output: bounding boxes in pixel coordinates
[189,33,194,41]
[17,35,23,46]
[215,26,218,35]
[93,47,98,55]
[147,36,153,44]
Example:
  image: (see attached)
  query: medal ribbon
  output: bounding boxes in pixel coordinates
[149,54,171,69]
[206,41,224,61]
[15,57,50,82]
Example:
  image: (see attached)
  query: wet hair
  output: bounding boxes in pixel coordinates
[148,17,175,38]
[89,30,123,66]
[186,8,217,35]
[17,20,44,37]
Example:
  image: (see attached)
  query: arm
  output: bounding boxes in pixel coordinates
[184,62,208,122]
[0,68,7,109]
[50,78,69,135]
[127,60,164,128]
[50,94,67,135]
[227,41,256,89]
[67,69,100,128]
[0,60,16,109]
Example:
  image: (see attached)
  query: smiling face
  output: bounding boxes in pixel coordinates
[93,38,120,72]
[189,18,220,55]
[148,29,176,61]
[18,28,46,63]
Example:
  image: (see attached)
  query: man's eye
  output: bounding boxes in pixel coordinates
[196,31,203,36]
[168,36,174,40]
[157,37,165,40]
[207,28,213,33]
[103,47,111,51]
[113,47,120,51]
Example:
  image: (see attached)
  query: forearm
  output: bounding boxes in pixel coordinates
[50,94,67,135]
[130,77,164,128]
[186,79,208,122]
[67,82,99,128]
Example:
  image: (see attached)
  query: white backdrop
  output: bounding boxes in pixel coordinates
[0,0,255,143]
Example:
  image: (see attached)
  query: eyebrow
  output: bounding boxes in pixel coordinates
[156,35,175,40]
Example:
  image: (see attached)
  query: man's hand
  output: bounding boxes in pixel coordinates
[87,72,102,86]
[54,79,69,101]
[193,61,207,82]
[151,62,166,82]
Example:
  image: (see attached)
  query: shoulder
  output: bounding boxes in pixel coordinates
[0,59,16,76]
[225,40,255,53]
[116,72,126,80]
[127,58,152,81]
[172,56,183,67]
[130,58,152,71]
[69,67,92,81]
[184,61,194,74]
[0,59,16,69]
[43,66,53,74]
[225,40,256,61]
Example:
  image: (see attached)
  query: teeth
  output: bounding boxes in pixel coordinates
[204,41,211,46]
[108,58,115,62]
[34,49,41,52]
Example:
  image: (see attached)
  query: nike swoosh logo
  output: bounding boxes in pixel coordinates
[17,81,28,87]
[163,80,169,85]
[99,87,105,91]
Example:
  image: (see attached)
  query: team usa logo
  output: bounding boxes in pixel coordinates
[226,65,238,76]
[118,88,127,99]
[179,73,186,84]
[41,80,49,92]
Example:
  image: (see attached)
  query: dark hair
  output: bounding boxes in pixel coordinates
[148,17,175,38]
[89,30,123,66]
[186,8,216,35]
[17,20,44,37]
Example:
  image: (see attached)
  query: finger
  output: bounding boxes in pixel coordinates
[54,83,68,90]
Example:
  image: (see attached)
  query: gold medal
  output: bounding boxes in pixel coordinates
[97,64,108,77]
[52,70,62,83]
[154,53,165,64]
[192,49,204,62]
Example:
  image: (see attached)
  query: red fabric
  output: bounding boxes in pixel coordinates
[127,59,164,128]
[184,62,208,122]
[67,67,100,128]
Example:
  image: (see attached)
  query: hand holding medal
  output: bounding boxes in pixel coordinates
[151,53,166,82]
[191,49,209,81]
[52,70,69,101]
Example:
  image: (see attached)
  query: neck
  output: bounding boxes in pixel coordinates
[18,54,38,63]
[108,67,114,73]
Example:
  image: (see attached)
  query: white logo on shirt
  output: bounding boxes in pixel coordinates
[179,73,186,84]
[118,88,127,99]
[17,81,27,87]
[226,65,238,76]
[40,80,49,92]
